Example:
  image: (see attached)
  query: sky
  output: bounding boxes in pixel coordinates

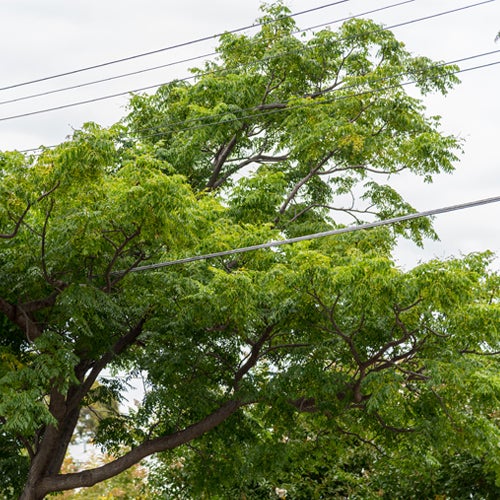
[0,0,499,270]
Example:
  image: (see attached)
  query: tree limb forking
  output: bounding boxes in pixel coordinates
[0,182,59,240]
[36,399,242,495]
[0,297,43,341]
[67,315,148,412]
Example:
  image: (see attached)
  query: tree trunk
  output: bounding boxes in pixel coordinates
[19,484,44,500]
[18,401,81,499]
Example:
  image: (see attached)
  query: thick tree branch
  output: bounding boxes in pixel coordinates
[211,152,289,190]
[206,130,244,189]
[37,399,242,495]
[0,297,43,341]
[234,324,275,388]
[67,316,148,412]
[19,291,60,313]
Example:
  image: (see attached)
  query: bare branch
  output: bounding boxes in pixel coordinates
[429,387,459,429]
[206,129,244,189]
[1,204,32,240]
[335,423,386,455]
[278,149,339,217]
[40,199,67,290]
[103,227,142,291]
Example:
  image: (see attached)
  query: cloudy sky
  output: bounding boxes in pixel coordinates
[0,0,499,269]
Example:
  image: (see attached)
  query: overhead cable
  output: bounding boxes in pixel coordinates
[0,0,350,92]
[0,0,418,107]
[305,0,495,32]
[115,195,500,273]
[0,52,216,107]
[0,0,494,125]
[125,52,500,140]
[16,54,500,154]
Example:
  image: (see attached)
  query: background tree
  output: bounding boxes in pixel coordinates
[0,3,498,498]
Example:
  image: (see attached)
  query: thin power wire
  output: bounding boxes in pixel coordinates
[112,58,500,149]
[0,0,349,92]
[0,0,493,125]
[17,54,500,154]
[304,0,495,32]
[123,53,500,140]
[0,51,217,107]
[0,0,417,107]
[116,195,500,273]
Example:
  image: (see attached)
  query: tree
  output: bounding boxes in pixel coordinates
[0,3,498,498]
[53,454,154,499]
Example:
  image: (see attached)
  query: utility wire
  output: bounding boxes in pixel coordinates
[0,0,349,92]
[0,0,493,125]
[122,52,500,140]
[0,52,217,107]
[99,57,500,146]
[304,0,495,32]
[116,195,500,273]
[17,53,500,154]
[0,0,418,107]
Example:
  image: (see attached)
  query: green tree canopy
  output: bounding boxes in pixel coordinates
[0,3,498,499]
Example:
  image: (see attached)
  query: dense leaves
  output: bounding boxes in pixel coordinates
[0,3,498,498]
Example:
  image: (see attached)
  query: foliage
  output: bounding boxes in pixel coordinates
[0,3,498,499]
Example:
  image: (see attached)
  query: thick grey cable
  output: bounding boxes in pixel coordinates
[118,195,500,273]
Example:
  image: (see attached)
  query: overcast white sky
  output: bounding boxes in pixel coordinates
[0,0,499,269]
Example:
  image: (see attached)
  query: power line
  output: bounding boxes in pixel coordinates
[0,0,418,107]
[116,195,500,273]
[17,53,500,155]
[108,57,499,150]
[124,52,500,141]
[305,0,495,32]
[0,0,349,92]
[0,0,493,126]
[0,52,217,107]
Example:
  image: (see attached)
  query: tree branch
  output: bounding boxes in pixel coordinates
[0,182,59,239]
[374,412,415,434]
[67,316,148,412]
[37,399,242,495]
[206,127,247,190]
[460,349,500,356]
[278,149,339,217]
[0,297,43,341]
[234,324,275,388]
[103,227,142,291]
